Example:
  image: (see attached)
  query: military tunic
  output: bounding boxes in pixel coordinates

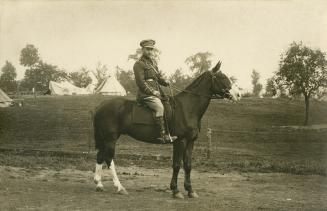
[133,55,168,100]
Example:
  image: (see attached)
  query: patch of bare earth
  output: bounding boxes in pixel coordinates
[0,165,326,210]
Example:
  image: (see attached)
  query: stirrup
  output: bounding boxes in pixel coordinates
[158,134,177,144]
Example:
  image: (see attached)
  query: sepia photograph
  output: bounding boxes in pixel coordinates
[0,0,326,210]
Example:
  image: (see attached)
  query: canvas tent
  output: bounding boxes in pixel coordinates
[0,88,13,107]
[86,83,96,94]
[49,81,90,95]
[95,76,127,96]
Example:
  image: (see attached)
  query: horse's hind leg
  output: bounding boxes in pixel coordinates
[94,150,105,191]
[103,133,128,195]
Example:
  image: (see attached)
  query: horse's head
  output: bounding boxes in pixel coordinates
[211,61,241,101]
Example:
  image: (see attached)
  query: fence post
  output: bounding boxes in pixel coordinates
[206,128,212,159]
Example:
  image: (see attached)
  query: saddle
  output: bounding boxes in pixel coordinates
[132,97,174,126]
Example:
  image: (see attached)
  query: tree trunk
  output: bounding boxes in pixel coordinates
[304,94,309,126]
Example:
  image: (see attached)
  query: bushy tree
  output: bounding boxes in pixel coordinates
[169,68,192,89]
[265,77,277,97]
[19,44,40,67]
[265,76,289,98]
[69,67,92,88]
[0,61,17,92]
[115,66,138,95]
[92,62,109,88]
[251,69,263,97]
[277,41,327,125]
[21,61,68,91]
[19,44,69,92]
[185,52,212,77]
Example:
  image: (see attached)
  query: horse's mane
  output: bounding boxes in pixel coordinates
[184,72,210,91]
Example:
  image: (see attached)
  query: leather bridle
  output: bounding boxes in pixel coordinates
[170,72,232,100]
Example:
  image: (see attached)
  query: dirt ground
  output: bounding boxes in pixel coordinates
[0,165,326,211]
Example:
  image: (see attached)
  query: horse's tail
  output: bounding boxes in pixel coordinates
[93,110,105,150]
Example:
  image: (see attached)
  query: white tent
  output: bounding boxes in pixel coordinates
[95,76,126,96]
[0,88,13,107]
[49,81,90,95]
[85,83,96,94]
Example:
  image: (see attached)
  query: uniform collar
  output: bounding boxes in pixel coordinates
[140,55,156,66]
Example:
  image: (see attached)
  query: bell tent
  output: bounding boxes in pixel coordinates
[0,88,13,107]
[95,76,126,96]
[49,81,90,95]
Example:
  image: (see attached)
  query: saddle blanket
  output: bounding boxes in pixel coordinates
[132,103,156,125]
[131,100,173,125]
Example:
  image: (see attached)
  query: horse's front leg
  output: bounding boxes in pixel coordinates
[184,139,199,198]
[170,139,186,199]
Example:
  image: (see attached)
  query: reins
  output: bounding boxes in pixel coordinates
[169,85,223,99]
[170,85,211,98]
[168,72,225,100]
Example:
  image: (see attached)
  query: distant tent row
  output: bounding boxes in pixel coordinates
[48,76,126,96]
[0,88,13,107]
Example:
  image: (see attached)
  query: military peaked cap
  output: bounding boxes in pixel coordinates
[140,39,156,48]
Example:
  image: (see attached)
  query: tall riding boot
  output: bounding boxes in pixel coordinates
[155,116,177,144]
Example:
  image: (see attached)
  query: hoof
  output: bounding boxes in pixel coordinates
[96,185,104,192]
[118,188,129,195]
[188,191,199,198]
[94,178,100,185]
[173,191,184,199]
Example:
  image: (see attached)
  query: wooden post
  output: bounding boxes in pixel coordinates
[206,128,212,159]
[33,87,36,101]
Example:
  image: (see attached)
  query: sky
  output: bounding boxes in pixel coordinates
[0,0,326,90]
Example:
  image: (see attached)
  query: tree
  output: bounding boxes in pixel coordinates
[19,44,70,92]
[264,76,289,98]
[21,61,68,91]
[185,52,212,77]
[251,69,263,97]
[265,77,277,97]
[92,62,109,88]
[0,61,17,92]
[115,66,138,95]
[19,44,40,67]
[69,67,92,88]
[277,42,327,125]
[169,68,192,89]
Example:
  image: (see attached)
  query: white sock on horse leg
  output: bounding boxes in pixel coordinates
[94,163,104,188]
[109,160,125,192]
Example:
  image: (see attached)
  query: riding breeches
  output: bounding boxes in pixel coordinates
[142,96,164,117]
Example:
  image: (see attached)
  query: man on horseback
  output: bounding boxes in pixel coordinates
[133,39,177,144]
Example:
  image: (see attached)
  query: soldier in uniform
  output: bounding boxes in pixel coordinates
[133,39,177,143]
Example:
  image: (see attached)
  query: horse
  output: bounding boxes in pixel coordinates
[93,61,241,198]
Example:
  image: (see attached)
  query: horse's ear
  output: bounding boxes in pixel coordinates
[212,61,222,73]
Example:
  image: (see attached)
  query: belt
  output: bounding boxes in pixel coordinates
[146,79,154,82]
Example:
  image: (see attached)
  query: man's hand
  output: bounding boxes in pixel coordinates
[164,80,170,86]
[153,91,160,97]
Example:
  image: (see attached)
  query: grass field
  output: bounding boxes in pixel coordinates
[0,95,326,175]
